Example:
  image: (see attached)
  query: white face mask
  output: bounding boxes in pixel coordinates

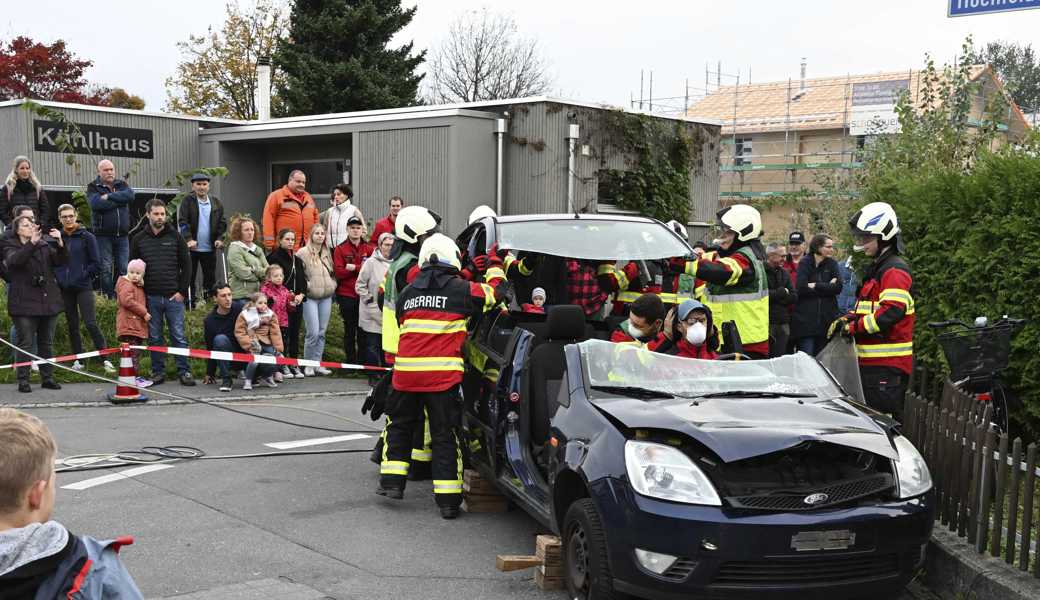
[628,321,649,341]
[685,321,707,346]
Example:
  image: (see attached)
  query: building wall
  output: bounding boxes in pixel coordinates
[208,142,268,220]
[448,116,497,232]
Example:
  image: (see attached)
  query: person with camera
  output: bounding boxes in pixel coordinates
[1,215,68,393]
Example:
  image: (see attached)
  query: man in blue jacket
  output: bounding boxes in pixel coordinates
[87,159,135,299]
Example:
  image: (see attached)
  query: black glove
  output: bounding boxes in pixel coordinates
[362,370,392,420]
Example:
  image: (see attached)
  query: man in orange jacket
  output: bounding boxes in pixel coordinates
[262,170,318,251]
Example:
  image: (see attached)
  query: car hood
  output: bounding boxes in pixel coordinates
[590,395,897,463]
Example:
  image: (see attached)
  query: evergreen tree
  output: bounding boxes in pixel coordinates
[274,0,425,115]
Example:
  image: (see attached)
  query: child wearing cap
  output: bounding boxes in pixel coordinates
[522,287,547,314]
[115,259,152,388]
[0,408,143,597]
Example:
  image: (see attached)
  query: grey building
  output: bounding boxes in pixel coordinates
[0,97,720,238]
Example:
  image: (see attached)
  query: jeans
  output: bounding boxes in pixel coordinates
[210,334,236,379]
[245,343,278,382]
[302,296,333,361]
[795,335,827,357]
[13,315,57,384]
[62,288,106,358]
[769,323,789,358]
[363,331,384,367]
[97,235,129,299]
[189,251,216,308]
[147,295,190,376]
[337,295,362,363]
[9,324,38,364]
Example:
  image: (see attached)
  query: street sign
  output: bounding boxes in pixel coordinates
[948,0,1040,17]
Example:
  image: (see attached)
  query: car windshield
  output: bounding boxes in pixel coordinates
[578,339,843,399]
[496,218,691,260]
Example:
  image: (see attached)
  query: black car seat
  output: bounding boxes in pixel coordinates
[528,305,587,445]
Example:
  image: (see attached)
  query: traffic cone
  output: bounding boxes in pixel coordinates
[108,344,149,404]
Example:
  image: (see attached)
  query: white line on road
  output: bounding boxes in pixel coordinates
[61,464,175,491]
[264,433,371,450]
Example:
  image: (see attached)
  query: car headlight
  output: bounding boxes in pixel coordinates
[624,440,721,506]
[892,435,932,499]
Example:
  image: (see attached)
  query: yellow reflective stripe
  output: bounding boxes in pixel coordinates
[719,257,743,286]
[393,356,465,371]
[400,319,467,335]
[862,313,881,334]
[617,290,680,304]
[597,263,628,289]
[854,301,875,315]
[694,283,706,300]
[380,460,409,476]
[684,260,699,278]
[857,342,913,358]
[596,264,613,276]
[433,479,463,494]
[879,288,912,306]
[516,259,532,276]
[411,448,432,462]
[484,266,506,282]
[478,283,497,309]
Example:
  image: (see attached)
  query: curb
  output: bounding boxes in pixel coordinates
[9,390,369,410]
[925,527,1040,600]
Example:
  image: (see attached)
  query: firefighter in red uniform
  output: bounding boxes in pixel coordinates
[376,233,508,519]
[831,202,914,422]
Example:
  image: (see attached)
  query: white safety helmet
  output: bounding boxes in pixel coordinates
[395,205,441,244]
[419,233,462,271]
[665,219,688,240]
[468,204,497,225]
[849,201,899,241]
[716,204,762,242]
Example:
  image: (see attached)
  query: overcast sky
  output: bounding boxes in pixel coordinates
[6,0,1040,115]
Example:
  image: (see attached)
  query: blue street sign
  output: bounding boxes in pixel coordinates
[949,0,1040,17]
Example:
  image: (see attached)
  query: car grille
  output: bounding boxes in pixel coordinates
[713,553,900,587]
[725,473,894,511]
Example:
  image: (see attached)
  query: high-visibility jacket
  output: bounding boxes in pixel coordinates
[848,250,915,375]
[380,250,418,356]
[683,245,769,355]
[393,265,504,392]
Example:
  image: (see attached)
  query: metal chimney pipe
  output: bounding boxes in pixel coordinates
[800,58,807,91]
[256,56,272,121]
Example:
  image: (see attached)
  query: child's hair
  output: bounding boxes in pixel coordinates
[264,264,284,281]
[246,291,268,308]
[127,258,147,273]
[0,408,56,513]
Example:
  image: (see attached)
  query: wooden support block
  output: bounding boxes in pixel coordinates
[496,555,542,572]
[462,496,509,513]
[463,469,499,496]
[538,563,564,578]
[535,568,564,591]
[535,534,562,563]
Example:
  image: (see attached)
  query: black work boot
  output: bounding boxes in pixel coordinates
[375,486,404,500]
[369,439,383,465]
[439,505,460,520]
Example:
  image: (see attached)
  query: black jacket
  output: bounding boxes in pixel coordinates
[766,263,797,324]
[129,221,191,297]
[266,247,309,296]
[177,194,227,249]
[204,304,243,377]
[792,255,843,338]
[87,177,135,237]
[1,236,68,317]
[0,180,51,228]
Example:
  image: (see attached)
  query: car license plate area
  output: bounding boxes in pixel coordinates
[790,530,856,552]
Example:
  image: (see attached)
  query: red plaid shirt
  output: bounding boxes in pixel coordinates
[566,260,609,316]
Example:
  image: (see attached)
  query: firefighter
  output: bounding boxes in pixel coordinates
[675,205,769,358]
[376,233,508,519]
[831,202,913,422]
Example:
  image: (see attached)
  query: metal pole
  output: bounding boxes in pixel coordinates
[566,124,579,213]
[639,70,644,110]
[732,74,740,195]
[684,78,689,116]
[649,70,654,112]
[495,118,506,216]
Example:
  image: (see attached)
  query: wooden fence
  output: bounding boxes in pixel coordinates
[903,374,1039,577]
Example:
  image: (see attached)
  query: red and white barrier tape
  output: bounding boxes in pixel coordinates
[129,345,390,372]
[0,347,122,370]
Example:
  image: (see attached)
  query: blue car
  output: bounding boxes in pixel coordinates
[457,215,935,600]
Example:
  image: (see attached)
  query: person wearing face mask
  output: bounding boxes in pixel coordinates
[609,293,668,350]
[659,299,719,359]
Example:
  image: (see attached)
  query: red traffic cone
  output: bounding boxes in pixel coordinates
[108,344,148,404]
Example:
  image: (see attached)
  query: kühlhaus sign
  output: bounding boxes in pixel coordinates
[33,120,154,160]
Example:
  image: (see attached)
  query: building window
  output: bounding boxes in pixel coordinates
[734,137,752,166]
[271,160,346,199]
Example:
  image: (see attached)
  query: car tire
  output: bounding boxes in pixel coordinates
[563,498,621,600]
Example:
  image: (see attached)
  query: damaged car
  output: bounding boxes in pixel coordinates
[452,214,933,599]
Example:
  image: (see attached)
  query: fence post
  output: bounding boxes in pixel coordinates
[976,424,997,553]
[960,417,976,538]
[1021,443,1037,572]
[944,409,959,526]
[1005,438,1023,564]
[991,433,1009,557]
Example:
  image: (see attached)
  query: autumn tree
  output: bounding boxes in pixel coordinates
[426,9,552,103]
[165,0,288,119]
[0,36,108,104]
[106,88,146,110]
[274,0,425,115]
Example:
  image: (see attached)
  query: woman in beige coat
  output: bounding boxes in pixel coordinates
[295,223,336,375]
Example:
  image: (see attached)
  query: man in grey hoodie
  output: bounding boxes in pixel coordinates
[0,408,142,598]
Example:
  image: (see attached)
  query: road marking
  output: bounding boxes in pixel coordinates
[264,433,371,450]
[61,464,175,490]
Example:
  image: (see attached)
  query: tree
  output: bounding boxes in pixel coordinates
[274,0,425,115]
[966,41,1040,114]
[425,9,552,103]
[106,88,146,110]
[165,0,288,119]
[0,36,107,104]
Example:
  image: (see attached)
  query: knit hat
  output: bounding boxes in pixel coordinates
[127,259,146,273]
[532,287,546,300]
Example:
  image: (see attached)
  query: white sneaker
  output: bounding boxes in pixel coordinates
[281,365,292,377]
[71,360,85,371]
[260,376,278,388]
[273,371,284,383]
[316,366,332,376]
[242,379,253,391]
[103,360,117,374]
[292,367,306,379]
[304,367,315,377]
[135,377,154,388]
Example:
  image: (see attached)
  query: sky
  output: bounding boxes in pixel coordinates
[5,0,1040,115]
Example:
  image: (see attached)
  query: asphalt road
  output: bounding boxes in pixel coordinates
[18,384,937,600]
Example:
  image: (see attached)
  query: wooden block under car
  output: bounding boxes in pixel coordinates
[463,469,499,495]
[535,534,562,563]
[535,568,564,591]
[495,555,542,572]
[462,496,509,513]
[538,562,564,578]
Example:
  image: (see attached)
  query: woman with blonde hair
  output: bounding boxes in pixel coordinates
[226,216,268,309]
[296,222,336,375]
[0,156,50,229]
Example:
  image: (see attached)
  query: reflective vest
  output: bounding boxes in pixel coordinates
[380,250,417,355]
[852,252,915,374]
[701,246,769,346]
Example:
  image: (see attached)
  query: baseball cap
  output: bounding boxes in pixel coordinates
[788,231,805,244]
[676,299,707,321]
[347,216,364,226]
[190,172,210,182]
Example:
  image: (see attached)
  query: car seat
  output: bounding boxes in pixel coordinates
[527,305,588,445]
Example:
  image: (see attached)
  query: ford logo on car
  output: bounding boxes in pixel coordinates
[803,493,829,505]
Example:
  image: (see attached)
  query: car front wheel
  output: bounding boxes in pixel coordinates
[563,498,620,600]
